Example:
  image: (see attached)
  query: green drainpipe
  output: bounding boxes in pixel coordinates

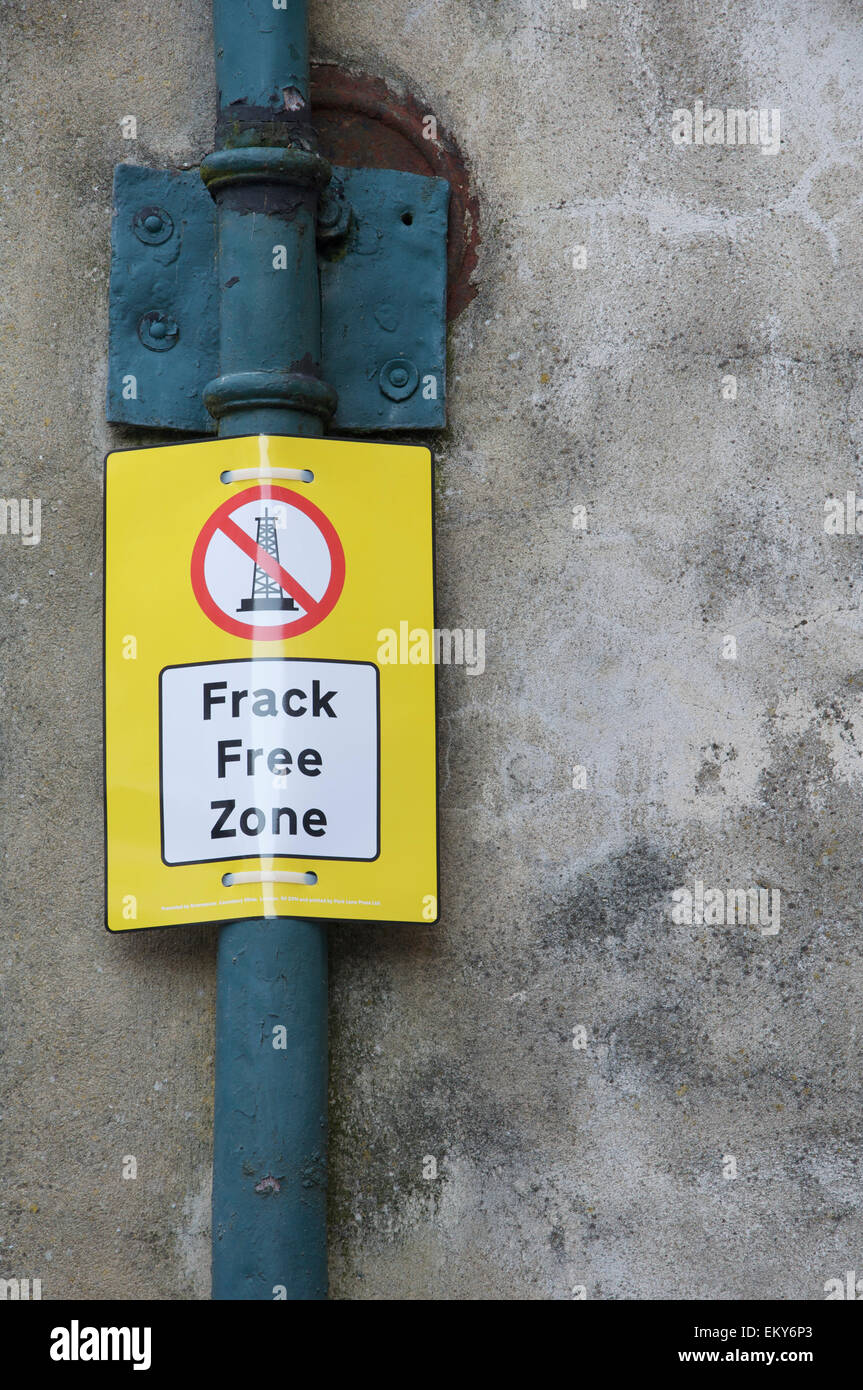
[206,0,333,1301]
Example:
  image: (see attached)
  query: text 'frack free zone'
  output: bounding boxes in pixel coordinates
[202,679,337,842]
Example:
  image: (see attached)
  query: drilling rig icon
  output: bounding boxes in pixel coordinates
[238,508,299,612]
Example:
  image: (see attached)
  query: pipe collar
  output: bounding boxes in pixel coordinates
[201,146,332,194]
[203,370,338,423]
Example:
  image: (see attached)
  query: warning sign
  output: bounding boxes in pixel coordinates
[104,434,437,932]
[190,485,345,641]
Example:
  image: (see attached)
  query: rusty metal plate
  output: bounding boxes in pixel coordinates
[312,63,479,320]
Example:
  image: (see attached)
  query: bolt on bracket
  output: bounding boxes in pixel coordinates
[107,162,449,435]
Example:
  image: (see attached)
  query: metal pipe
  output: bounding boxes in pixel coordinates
[212,919,328,1300]
[206,0,332,1300]
[212,0,313,116]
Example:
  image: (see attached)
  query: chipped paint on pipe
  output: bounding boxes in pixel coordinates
[212,918,328,1300]
[213,0,311,113]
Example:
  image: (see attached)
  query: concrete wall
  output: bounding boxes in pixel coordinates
[1,0,862,1299]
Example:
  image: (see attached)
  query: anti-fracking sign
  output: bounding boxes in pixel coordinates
[104,435,437,932]
[190,485,345,640]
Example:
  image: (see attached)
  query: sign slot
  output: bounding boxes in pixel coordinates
[223,870,318,886]
[220,467,314,484]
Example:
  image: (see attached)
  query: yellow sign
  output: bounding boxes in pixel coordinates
[104,434,437,931]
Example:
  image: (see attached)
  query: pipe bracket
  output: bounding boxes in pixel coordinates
[107,161,448,434]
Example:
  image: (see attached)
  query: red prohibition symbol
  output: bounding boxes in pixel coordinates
[190,484,346,641]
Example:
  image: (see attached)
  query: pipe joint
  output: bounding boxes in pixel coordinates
[201,146,332,196]
[204,370,337,424]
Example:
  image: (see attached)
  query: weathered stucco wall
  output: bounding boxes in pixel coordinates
[2,0,862,1299]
